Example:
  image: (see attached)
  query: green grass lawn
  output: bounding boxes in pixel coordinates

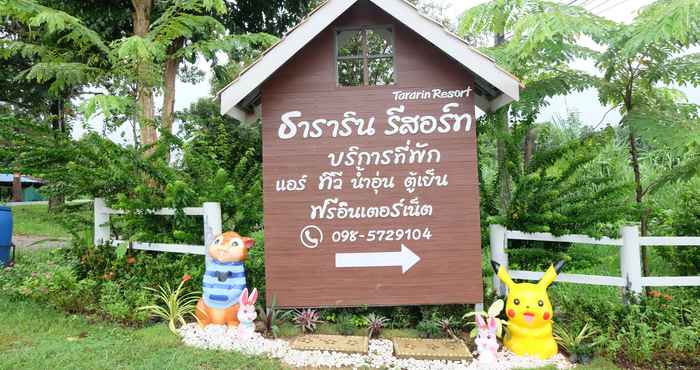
[9,204,72,238]
[515,359,620,370]
[0,243,633,370]
[0,294,621,370]
[0,295,285,370]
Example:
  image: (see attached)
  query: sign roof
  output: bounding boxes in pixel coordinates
[217,0,522,122]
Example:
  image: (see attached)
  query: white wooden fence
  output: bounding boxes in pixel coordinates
[489,224,700,298]
[93,198,222,255]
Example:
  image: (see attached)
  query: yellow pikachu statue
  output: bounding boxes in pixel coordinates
[491,260,565,359]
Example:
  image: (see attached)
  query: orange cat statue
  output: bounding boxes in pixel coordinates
[195,232,255,327]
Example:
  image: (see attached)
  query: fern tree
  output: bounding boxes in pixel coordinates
[0,0,111,137]
[458,0,611,216]
[596,0,700,279]
[489,113,632,269]
[1,0,275,150]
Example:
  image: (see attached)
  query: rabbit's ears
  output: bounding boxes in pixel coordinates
[488,317,497,331]
[476,314,486,328]
[476,315,497,331]
[239,288,258,306]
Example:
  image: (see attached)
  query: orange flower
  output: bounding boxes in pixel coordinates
[182,274,192,283]
[649,290,661,298]
[126,256,136,265]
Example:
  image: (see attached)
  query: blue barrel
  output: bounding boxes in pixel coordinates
[0,206,12,266]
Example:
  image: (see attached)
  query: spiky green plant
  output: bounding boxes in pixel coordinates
[363,313,389,338]
[256,295,291,338]
[292,308,322,334]
[139,274,199,334]
[435,316,462,341]
[554,323,600,364]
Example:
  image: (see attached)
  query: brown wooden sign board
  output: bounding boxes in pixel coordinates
[261,2,483,308]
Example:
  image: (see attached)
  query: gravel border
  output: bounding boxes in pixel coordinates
[179,324,574,370]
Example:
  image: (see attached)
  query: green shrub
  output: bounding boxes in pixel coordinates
[335,314,356,336]
[99,281,152,323]
[416,317,443,339]
[99,281,132,321]
[245,230,266,305]
[2,250,98,313]
[657,179,700,277]
[554,285,700,367]
[386,306,413,328]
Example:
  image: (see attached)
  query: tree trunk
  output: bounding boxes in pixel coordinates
[49,97,65,210]
[523,125,534,173]
[162,37,185,162]
[11,173,22,202]
[628,131,650,287]
[494,33,505,46]
[493,32,511,215]
[496,112,511,213]
[51,98,66,133]
[132,0,157,148]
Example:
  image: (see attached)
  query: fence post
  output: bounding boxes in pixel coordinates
[620,225,643,300]
[202,202,222,247]
[93,198,111,246]
[490,224,508,296]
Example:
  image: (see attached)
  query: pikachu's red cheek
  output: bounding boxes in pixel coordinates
[507,309,516,318]
[543,312,551,320]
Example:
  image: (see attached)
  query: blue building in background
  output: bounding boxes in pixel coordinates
[0,174,45,202]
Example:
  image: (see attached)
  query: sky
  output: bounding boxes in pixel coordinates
[74,0,700,142]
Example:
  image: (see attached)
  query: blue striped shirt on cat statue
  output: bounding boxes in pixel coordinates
[195,232,255,327]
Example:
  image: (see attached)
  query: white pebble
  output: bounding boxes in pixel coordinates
[178,323,574,370]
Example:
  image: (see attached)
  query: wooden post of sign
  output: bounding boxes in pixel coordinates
[620,225,643,301]
[489,224,508,297]
[202,202,222,247]
[94,198,111,246]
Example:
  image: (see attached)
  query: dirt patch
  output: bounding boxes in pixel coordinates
[11,235,68,250]
[0,335,32,351]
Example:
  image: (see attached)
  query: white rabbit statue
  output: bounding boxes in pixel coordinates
[236,287,258,338]
[475,314,499,364]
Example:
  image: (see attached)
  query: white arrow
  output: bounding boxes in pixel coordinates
[335,244,421,273]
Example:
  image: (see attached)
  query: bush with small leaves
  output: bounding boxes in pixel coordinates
[416,317,442,339]
[336,313,357,336]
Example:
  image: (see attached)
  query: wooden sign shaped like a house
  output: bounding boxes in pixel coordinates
[218,0,521,308]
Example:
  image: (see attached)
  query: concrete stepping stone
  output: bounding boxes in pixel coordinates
[392,337,472,360]
[291,334,369,354]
